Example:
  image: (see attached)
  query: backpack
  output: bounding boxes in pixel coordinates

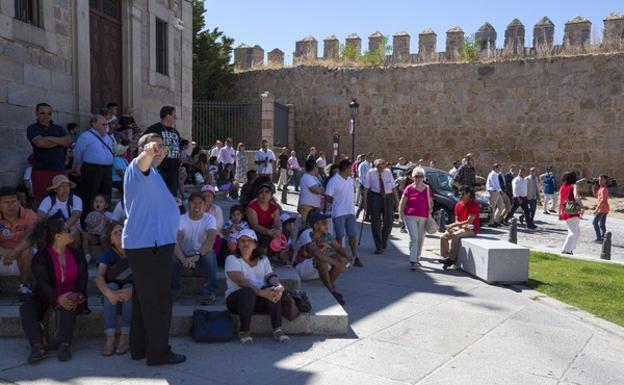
[48,193,75,220]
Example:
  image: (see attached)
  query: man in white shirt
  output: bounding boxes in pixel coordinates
[254,139,276,179]
[287,150,302,191]
[325,159,362,267]
[173,192,218,304]
[356,152,373,218]
[297,159,324,226]
[449,160,460,177]
[505,168,536,229]
[210,140,222,158]
[363,159,399,254]
[217,138,236,166]
[486,163,506,227]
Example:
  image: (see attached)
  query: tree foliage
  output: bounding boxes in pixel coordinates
[192,0,234,101]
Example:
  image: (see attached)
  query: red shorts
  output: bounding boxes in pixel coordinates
[31,169,68,201]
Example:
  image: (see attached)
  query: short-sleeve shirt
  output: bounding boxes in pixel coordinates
[293,228,334,260]
[111,201,126,224]
[247,199,279,228]
[27,122,68,171]
[0,207,38,249]
[596,186,610,213]
[455,200,481,235]
[254,149,275,175]
[112,156,129,182]
[122,158,180,249]
[364,168,394,195]
[278,154,289,169]
[299,173,322,207]
[218,146,236,165]
[143,123,182,173]
[98,248,122,266]
[325,174,355,218]
[38,194,83,220]
[224,255,273,298]
[178,213,217,255]
[454,165,476,188]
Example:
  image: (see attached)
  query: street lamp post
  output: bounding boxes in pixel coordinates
[349,99,359,161]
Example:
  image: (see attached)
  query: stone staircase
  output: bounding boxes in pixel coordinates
[0,266,348,337]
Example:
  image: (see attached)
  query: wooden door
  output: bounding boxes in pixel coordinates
[89,0,122,113]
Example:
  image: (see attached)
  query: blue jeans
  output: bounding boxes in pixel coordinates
[592,213,607,240]
[171,251,218,294]
[102,282,133,335]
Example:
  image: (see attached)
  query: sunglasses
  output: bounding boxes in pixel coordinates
[414,175,424,179]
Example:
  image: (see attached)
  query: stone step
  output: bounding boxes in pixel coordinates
[0,282,348,337]
[0,266,301,296]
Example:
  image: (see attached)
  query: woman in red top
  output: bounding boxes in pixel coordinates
[559,171,583,254]
[246,182,282,255]
[398,167,433,270]
[438,185,480,270]
[20,217,88,364]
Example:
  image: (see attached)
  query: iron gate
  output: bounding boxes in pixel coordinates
[274,102,289,148]
[192,101,262,148]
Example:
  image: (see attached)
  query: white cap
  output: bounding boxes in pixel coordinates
[280,212,296,223]
[236,229,258,241]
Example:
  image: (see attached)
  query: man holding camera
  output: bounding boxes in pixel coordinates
[254,139,276,180]
[592,175,610,242]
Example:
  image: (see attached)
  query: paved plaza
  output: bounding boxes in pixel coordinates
[0,191,623,385]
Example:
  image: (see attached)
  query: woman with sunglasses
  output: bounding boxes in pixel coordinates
[398,167,433,270]
[20,217,88,364]
[246,182,283,256]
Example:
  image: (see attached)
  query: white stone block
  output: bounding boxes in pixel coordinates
[458,238,529,284]
[24,63,51,89]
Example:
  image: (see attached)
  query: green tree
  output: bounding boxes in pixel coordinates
[460,35,481,62]
[192,0,234,100]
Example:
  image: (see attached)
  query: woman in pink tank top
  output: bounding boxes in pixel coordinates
[398,167,433,270]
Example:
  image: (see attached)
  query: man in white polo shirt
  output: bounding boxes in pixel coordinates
[325,159,362,267]
[505,167,537,230]
[254,139,276,179]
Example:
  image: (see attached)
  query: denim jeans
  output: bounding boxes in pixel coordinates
[171,251,218,294]
[592,213,608,240]
[103,282,133,335]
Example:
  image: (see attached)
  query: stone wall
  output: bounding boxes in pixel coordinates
[232,53,624,182]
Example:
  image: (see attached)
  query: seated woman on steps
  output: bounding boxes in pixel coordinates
[95,222,133,356]
[20,217,88,364]
[224,229,290,345]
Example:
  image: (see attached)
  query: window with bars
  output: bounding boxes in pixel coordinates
[14,0,41,27]
[155,19,168,75]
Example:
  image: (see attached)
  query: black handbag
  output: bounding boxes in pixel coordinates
[105,258,133,286]
[43,307,62,349]
[191,309,234,343]
[287,289,312,313]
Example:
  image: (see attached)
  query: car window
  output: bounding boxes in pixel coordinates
[435,173,455,191]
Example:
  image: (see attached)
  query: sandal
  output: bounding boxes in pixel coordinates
[101,336,115,357]
[273,328,290,344]
[239,332,254,345]
[116,333,129,355]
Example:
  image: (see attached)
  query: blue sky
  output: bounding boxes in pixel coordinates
[203,0,622,64]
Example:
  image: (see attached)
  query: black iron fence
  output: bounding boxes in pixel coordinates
[192,101,262,148]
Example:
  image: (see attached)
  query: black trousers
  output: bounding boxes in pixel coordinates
[20,300,78,346]
[79,163,112,226]
[160,169,179,197]
[506,197,534,227]
[226,287,282,333]
[125,244,175,362]
[367,191,395,251]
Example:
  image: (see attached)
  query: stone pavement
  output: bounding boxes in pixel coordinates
[1,190,623,384]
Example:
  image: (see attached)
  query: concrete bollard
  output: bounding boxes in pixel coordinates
[600,231,612,260]
[508,218,518,244]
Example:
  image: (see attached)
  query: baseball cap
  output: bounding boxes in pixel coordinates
[0,186,17,198]
[200,184,216,195]
[308,211,331,227]
[237,229,258,241]
[280,212,296,224]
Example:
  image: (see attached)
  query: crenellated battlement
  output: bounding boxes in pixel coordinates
[234,12,624,70]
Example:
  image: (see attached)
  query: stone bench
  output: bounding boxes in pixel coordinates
[457,238,529,284]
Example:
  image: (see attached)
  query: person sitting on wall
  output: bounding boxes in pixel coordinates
[0,186,38,300]
[292,210,349,305]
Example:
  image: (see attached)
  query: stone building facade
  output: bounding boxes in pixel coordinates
[233,53,624,183]
[0,0,193,185]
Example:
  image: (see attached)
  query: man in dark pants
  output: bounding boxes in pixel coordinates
[143,106,183,197]
[363,159,399,254]
[505,167,537,230]
[122,133,185,366]
[72,114,114,226]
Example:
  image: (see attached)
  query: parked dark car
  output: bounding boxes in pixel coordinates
[392,166,492,227]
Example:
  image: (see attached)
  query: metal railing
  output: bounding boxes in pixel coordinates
[192,101,262,149]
